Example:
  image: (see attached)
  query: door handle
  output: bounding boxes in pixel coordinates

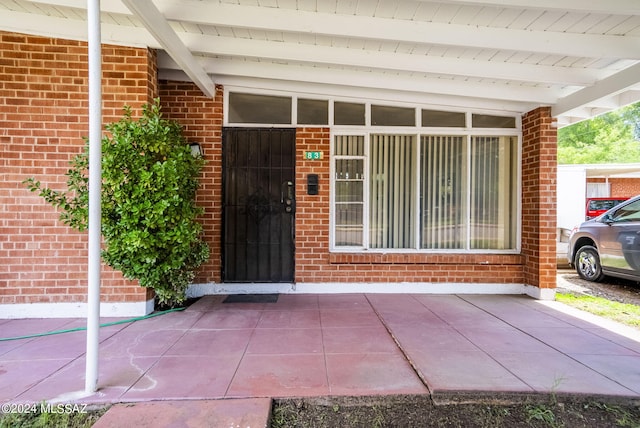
[281,181,295,213]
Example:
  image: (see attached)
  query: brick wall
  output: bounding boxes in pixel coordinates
[295,128,332,281]
[143,107,529,288]
[2,32,555,305]
[588,177,640,197]
[158,81,224,283]
[0,31,156,304]
[135,94,547,289]
[521,107,557,289]
[610,178,640,196]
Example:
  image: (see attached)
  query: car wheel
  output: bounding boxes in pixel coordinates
[575,245,605,282]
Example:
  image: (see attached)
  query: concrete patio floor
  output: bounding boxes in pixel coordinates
[1,293,640,425]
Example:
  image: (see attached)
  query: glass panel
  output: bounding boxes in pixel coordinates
[335,204,364,246]
[335,159,364,180]
[420,136,467,249]
[422,109,466,127]
[369,134,416,249]
[334,135,365,247]
[335,159,364,204]
[611,199,640,222]
[470,136,517,249]
[472,114,516,128]
[228,92,292,124]
[297,98,328,125]
[336,181,363,202]
[371,105,415,126]
[334,135,364,156]
[334,102,365,125]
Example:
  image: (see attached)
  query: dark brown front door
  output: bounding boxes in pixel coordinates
[222,128,296,282]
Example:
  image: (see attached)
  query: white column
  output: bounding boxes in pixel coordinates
[85,0,102,394]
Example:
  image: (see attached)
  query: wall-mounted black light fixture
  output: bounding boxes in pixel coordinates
[189,142,203,157]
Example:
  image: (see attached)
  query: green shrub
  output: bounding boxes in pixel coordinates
[25,100,209,306]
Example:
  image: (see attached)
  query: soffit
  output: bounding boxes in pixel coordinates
[2,0,639,126]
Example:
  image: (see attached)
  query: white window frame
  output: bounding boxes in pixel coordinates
[330,128,521,254]
[330,132,369,250]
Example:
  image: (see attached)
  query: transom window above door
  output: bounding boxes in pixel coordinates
[226,91,518,129]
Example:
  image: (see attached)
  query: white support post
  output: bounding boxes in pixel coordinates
[85,0,102,394]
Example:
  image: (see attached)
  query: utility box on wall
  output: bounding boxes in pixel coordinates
[307,174,319,195]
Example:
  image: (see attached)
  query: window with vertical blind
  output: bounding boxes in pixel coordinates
[420,135,467,249]
[369,135,416,249]
[332,133,519,251]
[470,136,518,250]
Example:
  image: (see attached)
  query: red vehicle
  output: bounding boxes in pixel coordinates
[585,197,630,220]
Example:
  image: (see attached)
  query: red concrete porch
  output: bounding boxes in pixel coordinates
[1,293,639,425]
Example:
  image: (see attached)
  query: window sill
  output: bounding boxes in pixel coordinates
[329,252,523,265]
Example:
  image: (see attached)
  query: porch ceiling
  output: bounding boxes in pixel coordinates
[2,0,640,126]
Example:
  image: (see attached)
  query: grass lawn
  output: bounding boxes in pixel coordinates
[556,293,640,328]
[0,405,106,428]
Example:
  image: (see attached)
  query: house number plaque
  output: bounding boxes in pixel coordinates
[303,151,324,160]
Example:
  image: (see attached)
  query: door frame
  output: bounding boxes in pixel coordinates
[221,127,296,283]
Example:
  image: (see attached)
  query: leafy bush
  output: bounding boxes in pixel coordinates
[25,100,209,305]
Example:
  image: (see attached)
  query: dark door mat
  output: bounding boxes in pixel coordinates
[223,294,279,303]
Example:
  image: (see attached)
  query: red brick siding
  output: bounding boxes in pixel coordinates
[521,107,557,289]
[295,128,332,281]
[609,178,640,196]
[1,31,156,304]
[158,81,224,283]
[2,32,556,303]
[588,177,640,197]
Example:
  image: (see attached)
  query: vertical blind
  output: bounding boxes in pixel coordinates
[420,135,466,249]
[333,133,518,251]
[470,136,517,249]
[369,135,416,248]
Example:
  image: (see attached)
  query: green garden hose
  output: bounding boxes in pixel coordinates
[0,307,186,342]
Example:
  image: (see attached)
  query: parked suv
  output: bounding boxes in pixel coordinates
[568,195,640,282]
[585,197,629,220]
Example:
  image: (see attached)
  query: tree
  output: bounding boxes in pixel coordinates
[558,102,640,164]
[25,100,209,306]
